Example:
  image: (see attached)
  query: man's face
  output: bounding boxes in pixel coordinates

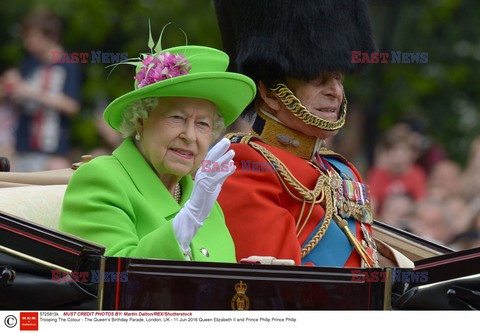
[276,73,344,139]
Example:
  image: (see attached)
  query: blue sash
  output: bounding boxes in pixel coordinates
[301,157,358,267]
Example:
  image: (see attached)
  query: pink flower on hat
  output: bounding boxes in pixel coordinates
[134,52,191,89]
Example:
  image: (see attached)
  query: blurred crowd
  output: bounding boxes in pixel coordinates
[0,9,121,173]
[1,9,479,251]
[365,123,480,250]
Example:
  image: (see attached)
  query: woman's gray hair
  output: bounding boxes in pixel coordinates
[118,97,225,140]
[119,98,158,138]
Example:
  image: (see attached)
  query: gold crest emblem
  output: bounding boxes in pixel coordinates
[231,280,250,310]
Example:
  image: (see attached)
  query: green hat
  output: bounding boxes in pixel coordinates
[103,45,256,130]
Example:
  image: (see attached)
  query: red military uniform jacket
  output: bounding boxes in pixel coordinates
[218,135,375,268]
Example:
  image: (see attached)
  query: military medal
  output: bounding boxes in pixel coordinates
[361,223,379,267]
[314,154,373,224]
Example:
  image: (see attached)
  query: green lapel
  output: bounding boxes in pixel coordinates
[112,139,194,220]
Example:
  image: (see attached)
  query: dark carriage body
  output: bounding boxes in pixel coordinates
[1,211,479,310]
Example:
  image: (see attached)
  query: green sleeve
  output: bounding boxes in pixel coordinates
[59,161,186,260]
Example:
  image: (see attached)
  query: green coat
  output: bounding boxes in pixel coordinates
[59,139,236,263]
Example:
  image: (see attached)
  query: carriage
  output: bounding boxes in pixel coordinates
[1,157,479,310]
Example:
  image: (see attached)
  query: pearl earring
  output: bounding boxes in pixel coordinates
[135,132,141,140]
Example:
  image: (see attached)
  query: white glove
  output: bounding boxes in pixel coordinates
[172,138,236,255]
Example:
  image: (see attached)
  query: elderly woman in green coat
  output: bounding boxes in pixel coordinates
[59,45,256,262]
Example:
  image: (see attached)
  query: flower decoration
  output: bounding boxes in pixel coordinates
[107,21,191,89]
[134,52,191,88]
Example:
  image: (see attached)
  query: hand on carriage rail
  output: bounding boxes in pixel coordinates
[172,138,236,257]
[240,256,295,265]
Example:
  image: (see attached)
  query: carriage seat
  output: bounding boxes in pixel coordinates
[0,184,67,230]
[0,155,92,229]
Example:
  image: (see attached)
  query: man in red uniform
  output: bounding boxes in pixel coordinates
[215,0,385,267]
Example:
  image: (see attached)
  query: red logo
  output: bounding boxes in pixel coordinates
[20,312,38,331]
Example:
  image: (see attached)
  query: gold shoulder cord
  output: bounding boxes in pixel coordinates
[271,83,347,131]
[249,141,335,257]
[224,132,257,144]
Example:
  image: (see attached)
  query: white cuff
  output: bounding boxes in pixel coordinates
[172,207,203,254]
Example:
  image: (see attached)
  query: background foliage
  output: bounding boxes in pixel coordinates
[1,0,479,166]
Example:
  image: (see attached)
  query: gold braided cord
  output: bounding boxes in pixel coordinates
[296,197,317,238]
[274,169,322,239]
[271,83,347,131]
[249,142,334,258]
[250,142,325,201]
[296,199,307,232]
[301,182,335,258]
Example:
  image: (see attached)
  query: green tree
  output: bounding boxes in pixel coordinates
[1,0,478,166]
[347,0,480,166]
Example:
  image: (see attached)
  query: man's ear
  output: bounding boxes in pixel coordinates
[258,81,281,113]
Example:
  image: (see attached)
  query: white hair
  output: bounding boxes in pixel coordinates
[118,97,225,140]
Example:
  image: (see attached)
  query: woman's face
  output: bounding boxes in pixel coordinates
[276,73,344,139]
[137,97,215,181]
